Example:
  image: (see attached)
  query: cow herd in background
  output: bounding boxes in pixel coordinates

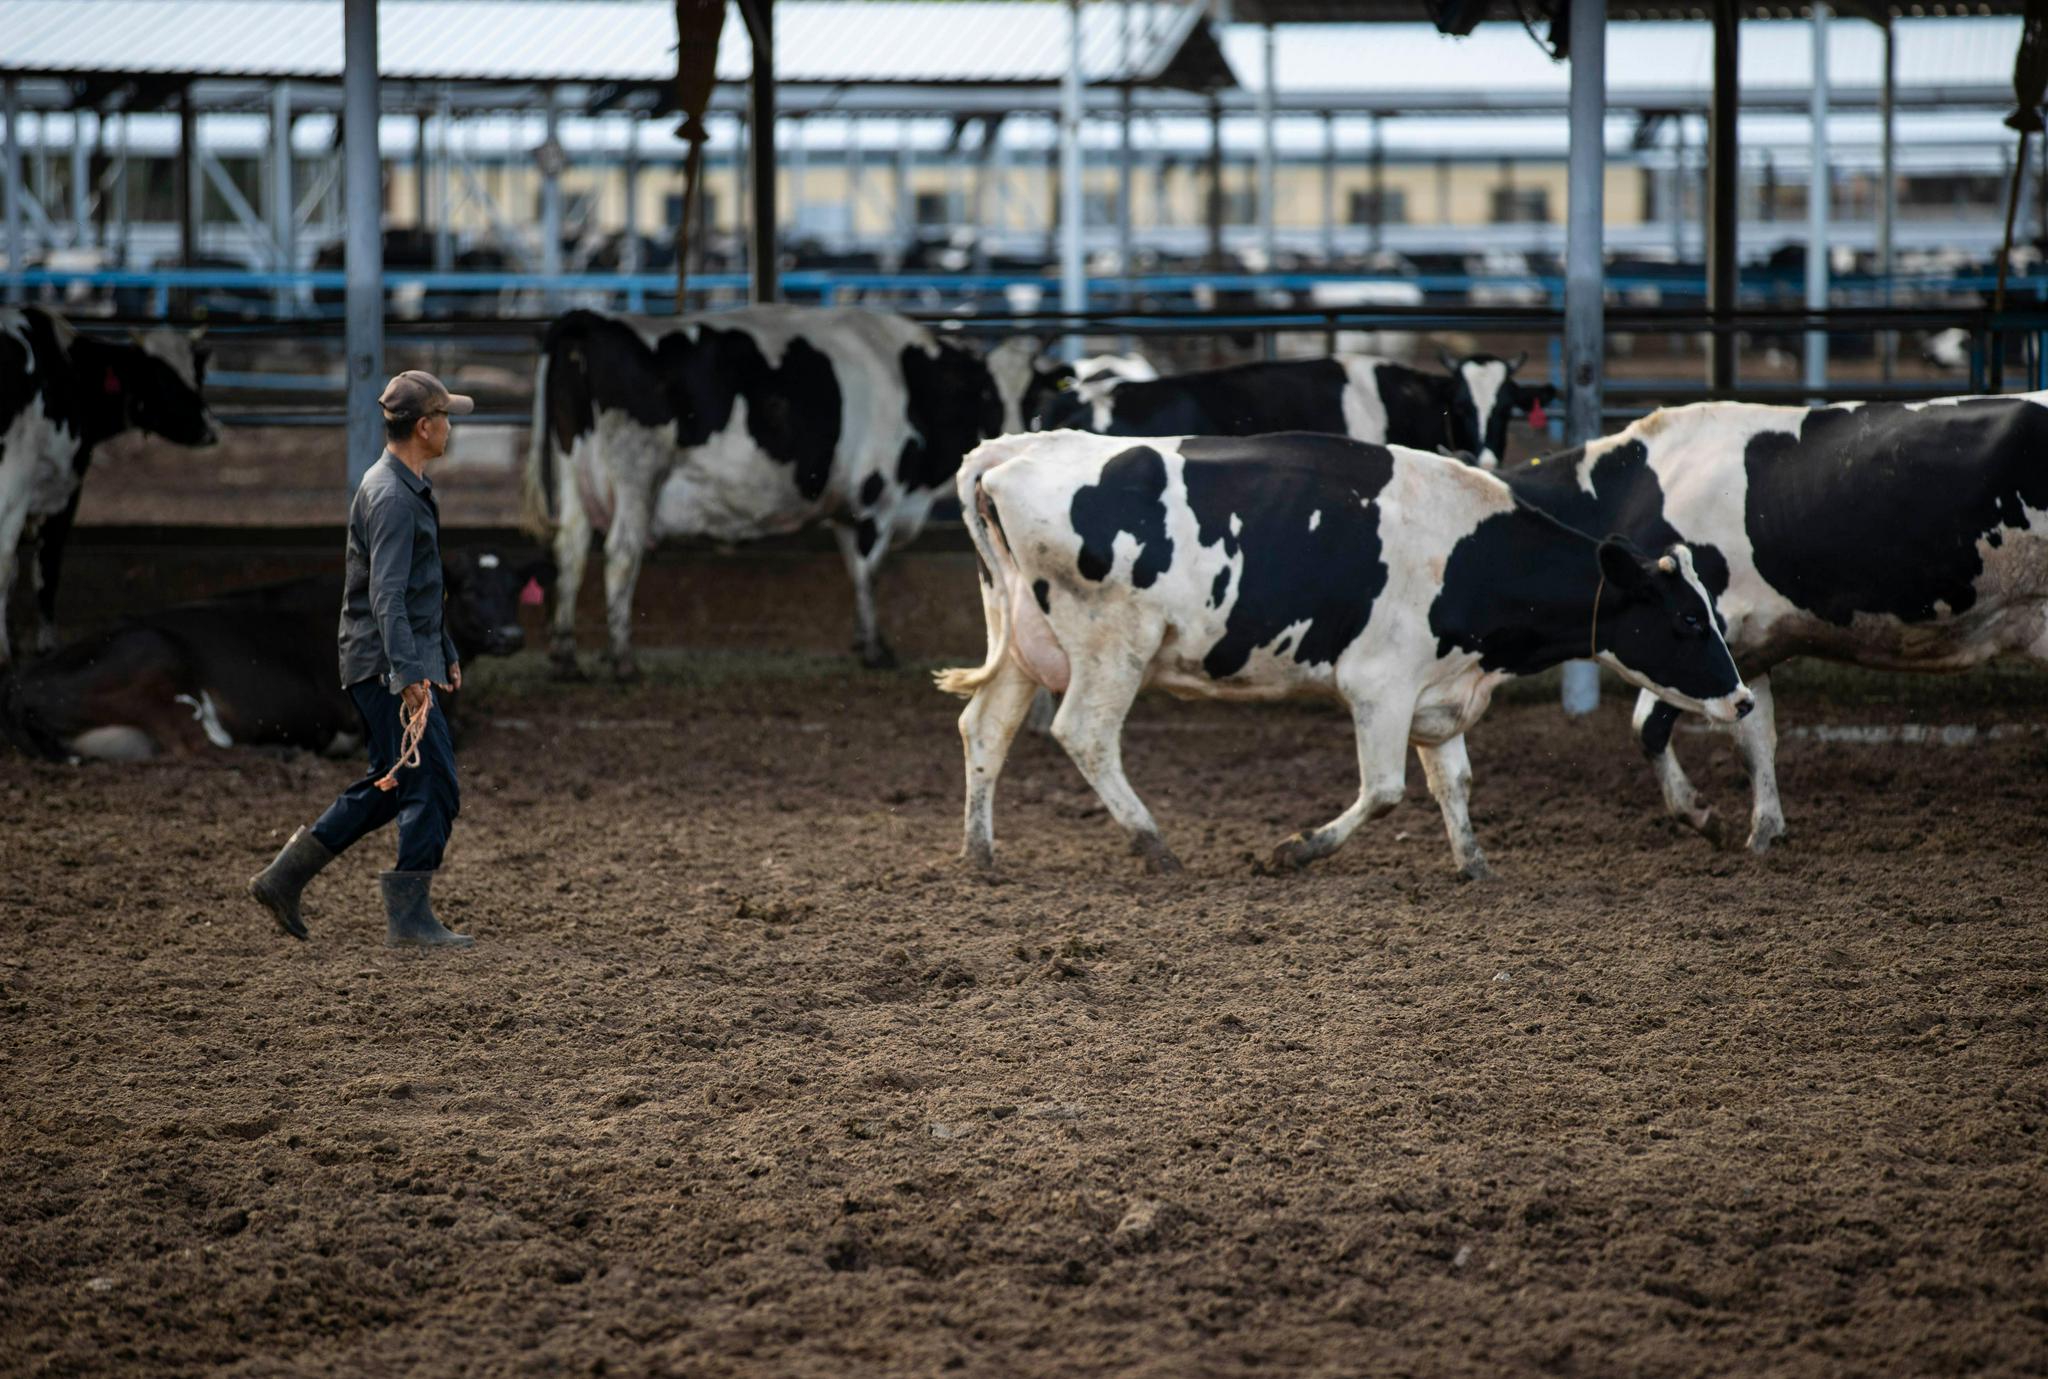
[4,298,2047,876]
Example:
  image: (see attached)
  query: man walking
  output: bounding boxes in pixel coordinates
[249,370,477,948]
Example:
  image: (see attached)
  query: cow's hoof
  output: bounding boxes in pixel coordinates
[607,656,641,684]
[963,841,996,870]
[858,641,899,671]
[1747,817,1787,854]
[549,655,587,682]
[1132,836,1183,875]
[1265,835,1314,873]
[1457,858,1496,883]
[1694,811,1732,851]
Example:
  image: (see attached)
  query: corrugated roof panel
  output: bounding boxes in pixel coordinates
[0,0,1210,85]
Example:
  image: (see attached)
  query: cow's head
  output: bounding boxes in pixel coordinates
[1593,540,1752,724]
[113,327,218,448]
[983,335,1053,436]
[1440,350,1556,471]
[443,550,554,661]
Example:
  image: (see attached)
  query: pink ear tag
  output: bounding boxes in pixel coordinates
[1527,399,1547,429]
[104,366,122,395]
[519,577,545,607]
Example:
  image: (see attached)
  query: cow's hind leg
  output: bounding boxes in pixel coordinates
[1633,691,1729,849]
[1731,671,1786,853]
[548,473,593,678]
[958,657,1041,868]
[831,520,896,669]
[1267,692,1411,871]
[1417,734,1492,880]
[601,487,653,681]
[1050,638,1179,874]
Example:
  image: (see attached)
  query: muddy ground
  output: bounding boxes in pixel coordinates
[3,545,2047,1378]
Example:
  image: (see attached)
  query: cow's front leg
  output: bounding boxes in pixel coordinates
[548,472,593,678]
[1731,671,1786,853]
[831,519,895,669]
[1267,694,1409,871]
[1633,691,1728,849]
[1416,734,1491,880]
[600,488,652,682]
[1050,636,1179,874]
[958,657,1042,868]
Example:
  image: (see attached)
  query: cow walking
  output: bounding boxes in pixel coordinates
[0,306,217,665]
[522,306,1046,676]
[1029,351,1555,471]
[937,430,1751,877]
[1505,395,2048,852]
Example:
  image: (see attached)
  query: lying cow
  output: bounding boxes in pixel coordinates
[0,306,217,666]
[937,430,1751,878]
[0,550,548,761]
[523,305,1044,676]
[1028,350,1556,471]
[1506,394,2048,852]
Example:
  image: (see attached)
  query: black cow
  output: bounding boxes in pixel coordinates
[1503,395,2048,851]
[1028,351,1556,471]
[1,306,217,666]
[0,551,550,761]
[938,430,1750,879]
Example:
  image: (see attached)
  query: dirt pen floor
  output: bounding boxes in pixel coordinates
[4,540,2047,1378]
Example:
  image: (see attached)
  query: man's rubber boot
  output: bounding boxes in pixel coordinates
[380,870,474,949]
[248,827,334,940]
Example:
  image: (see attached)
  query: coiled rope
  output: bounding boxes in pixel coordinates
[374,688,432,792]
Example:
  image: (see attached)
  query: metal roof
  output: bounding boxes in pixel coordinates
[1222,15,2027,108]
[0,0,1232,88]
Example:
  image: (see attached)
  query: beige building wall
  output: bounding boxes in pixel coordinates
[386,155,1654,242]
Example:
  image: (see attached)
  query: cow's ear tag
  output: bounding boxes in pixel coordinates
[103,366,122,396]
[1527,399,1547,428]
[519,577,545,607]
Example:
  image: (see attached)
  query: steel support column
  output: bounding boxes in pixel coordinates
[269,82,294,316]
[3,79,22,302]
[742,0,776,303]
[1878,16,1896,381]
[1707,0,1739,395]
[540,87,564,306]
[1257,22,1277,269]
[1804,4,1829,393]
[177,86,197,268]
[622,115,643,309]
[433,89,452,273]
[1320,113,1336,264]
[70,111,88,246]
[1560,0,1606,718]
[1060,0,1086,356]
[343,0,384,492]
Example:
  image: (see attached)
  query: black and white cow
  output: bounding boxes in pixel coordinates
[523,305,1045,676]
[1028,351,1556,471]
[0,550,549,761]
[936,430,1751,878]
[0,306,217,666]
[1503,394,2048,852]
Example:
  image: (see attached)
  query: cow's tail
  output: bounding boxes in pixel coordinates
[934,436,1038,698]
[519,339,558,538]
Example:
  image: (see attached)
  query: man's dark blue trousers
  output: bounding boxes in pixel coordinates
[311,679,460,872]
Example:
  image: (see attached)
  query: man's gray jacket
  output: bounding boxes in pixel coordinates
[338,450,459,693]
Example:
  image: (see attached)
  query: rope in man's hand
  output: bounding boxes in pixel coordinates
[375,685,432,792]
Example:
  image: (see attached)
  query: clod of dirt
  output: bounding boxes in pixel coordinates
[1111,1200,1183,1254]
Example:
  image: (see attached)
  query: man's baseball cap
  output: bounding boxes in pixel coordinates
[379,369,474,420]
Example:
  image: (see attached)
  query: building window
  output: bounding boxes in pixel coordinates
[663,191,718,229]
[914,191,953,228]
[1490,187,1551,224]
[1347,188,1407,225]
[1898,174,2002,219]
